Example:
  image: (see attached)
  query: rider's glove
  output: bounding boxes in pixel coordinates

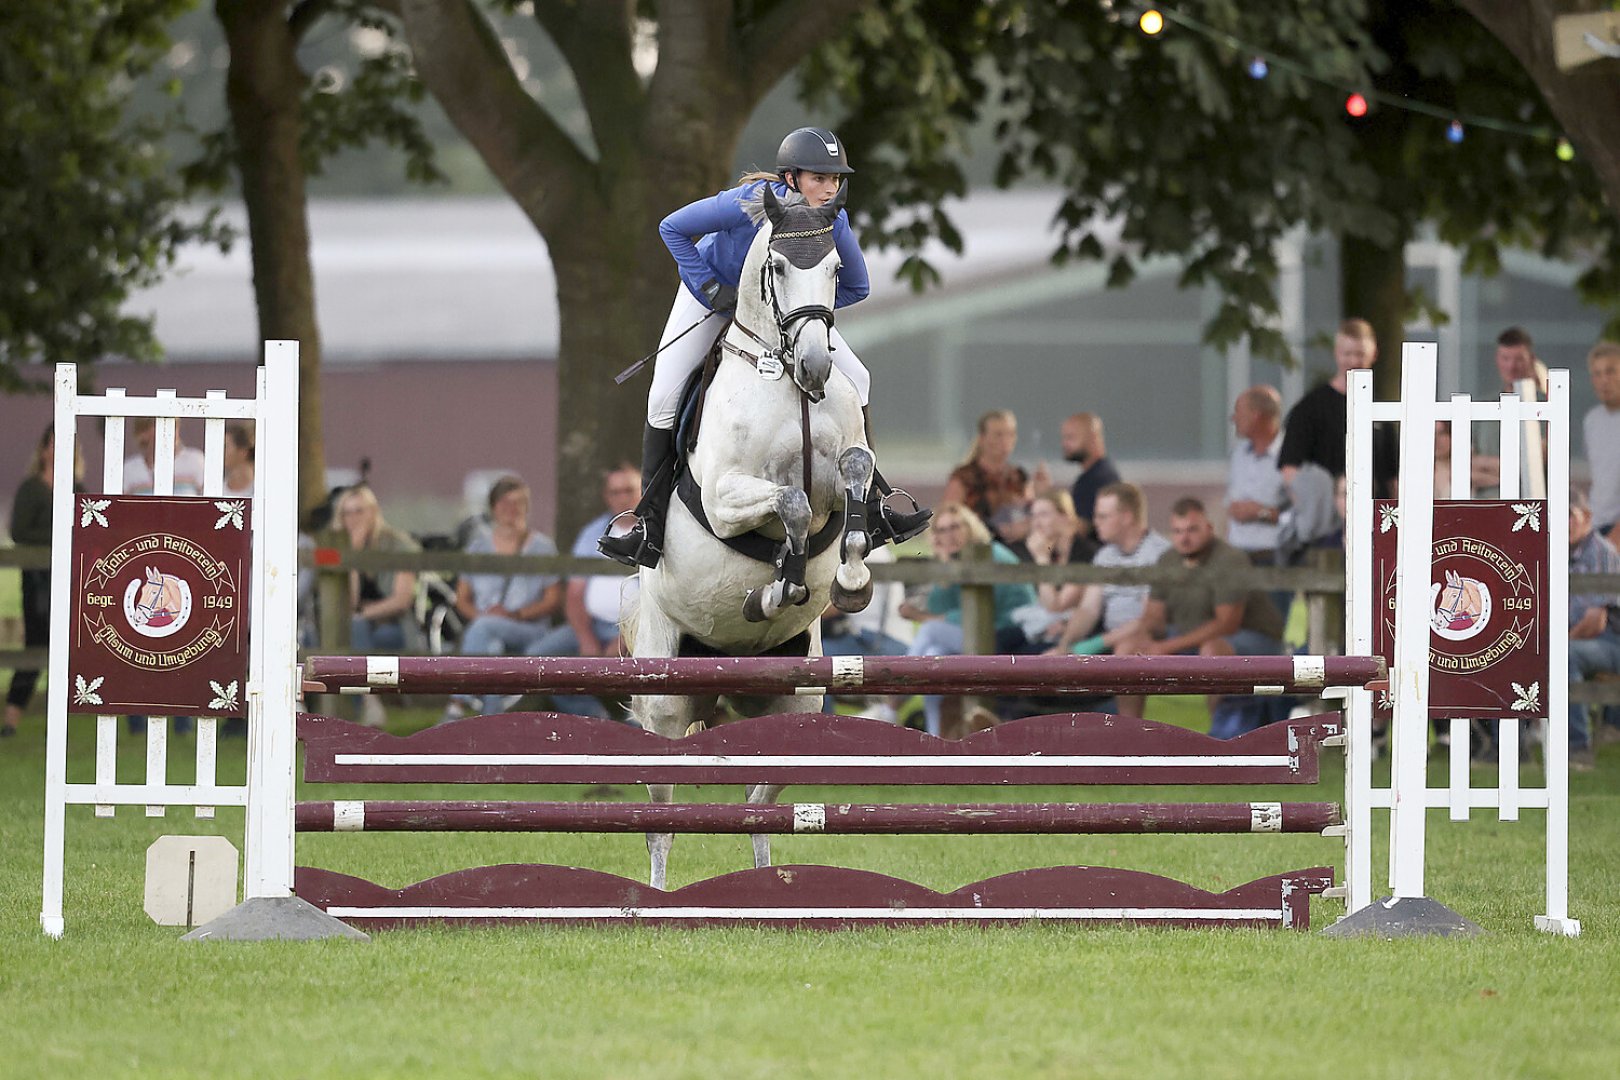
[700,278,738,313]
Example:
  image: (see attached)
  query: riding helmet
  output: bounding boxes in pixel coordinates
[776,127,855,175]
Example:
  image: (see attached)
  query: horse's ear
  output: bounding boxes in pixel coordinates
[823,180,848,218]
[763,183,785,227]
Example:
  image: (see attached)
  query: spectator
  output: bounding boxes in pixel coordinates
[1016,490,1095,648]
[900,502,1036,737]
[1113,497,1287,738]
[1433,421,1499,498]
[1225,385,1286,564]
[1567,486,1619,771]
[1278,317,1397,500]
[223,422,255,499]
[123,417,207,495]
[522,463,642,721]
[942,409,1032,552]
[4,425,82,738]
[443,475,563,720]
[1495,325,1550,399]
[1048,482,1172,716]
[1584,341,1620,536]
[1058,412,1121,539]
[339,484,420,727]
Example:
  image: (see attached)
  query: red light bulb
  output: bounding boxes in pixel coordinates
[1345,92,1369,118]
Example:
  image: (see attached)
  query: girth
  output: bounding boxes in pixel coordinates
[675,470,845,565]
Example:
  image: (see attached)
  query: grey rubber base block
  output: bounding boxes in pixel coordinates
[181,896,369,942]
[1320,896,1484,939]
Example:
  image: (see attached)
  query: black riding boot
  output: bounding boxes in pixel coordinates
[598,424,678,569]
[861,406,933,546]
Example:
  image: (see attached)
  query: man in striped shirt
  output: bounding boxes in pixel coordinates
[1568,486,1620,770]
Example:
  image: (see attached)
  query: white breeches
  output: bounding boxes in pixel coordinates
[647,284,871,429]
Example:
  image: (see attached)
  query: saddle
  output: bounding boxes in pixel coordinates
[671,338,845,567]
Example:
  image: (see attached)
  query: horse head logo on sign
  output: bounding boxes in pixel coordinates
[124,566,192,638]
[1430,569,1492,641]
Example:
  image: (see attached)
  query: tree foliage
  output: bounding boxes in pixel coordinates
[804,0,1620,367]
[0,0,228,391]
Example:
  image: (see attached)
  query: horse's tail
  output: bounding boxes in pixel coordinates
[618,587,640,655]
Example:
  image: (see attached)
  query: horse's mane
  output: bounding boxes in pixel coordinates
[737,182,807,226]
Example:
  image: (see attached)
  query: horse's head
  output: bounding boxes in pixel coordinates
[758,182,846,402]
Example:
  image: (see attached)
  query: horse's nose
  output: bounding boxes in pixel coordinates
[798,339,832,394]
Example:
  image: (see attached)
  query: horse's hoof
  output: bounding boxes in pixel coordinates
[831,577,873,613]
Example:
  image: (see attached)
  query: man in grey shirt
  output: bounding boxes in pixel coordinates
[1049,482,1171,717]
[1225,385,1286,562]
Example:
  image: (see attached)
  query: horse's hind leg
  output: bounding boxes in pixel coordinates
[831,445,874,613]
[635,691,693,891]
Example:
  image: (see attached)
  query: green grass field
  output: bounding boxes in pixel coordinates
[1,692,1616,1080]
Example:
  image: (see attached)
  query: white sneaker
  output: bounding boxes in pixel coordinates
[439,698,468,725]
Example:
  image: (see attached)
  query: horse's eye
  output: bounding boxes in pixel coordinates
[773,261,787,276]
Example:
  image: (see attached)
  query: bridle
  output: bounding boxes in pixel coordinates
[722,220,837,403]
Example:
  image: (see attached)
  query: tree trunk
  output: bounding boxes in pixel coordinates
[1459,1,1620,224]
[217,0,327,524]
[1339,234,1408,402]
[546,202,676,545]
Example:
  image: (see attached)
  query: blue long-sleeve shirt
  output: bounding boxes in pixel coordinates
[658,180,870,311]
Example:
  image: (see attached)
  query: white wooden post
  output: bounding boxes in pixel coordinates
[1538,370,1578,935]
[1387,343,1439,900]
[242,343,300,900]
[1342,369,1376,915]
[40,365,80,939]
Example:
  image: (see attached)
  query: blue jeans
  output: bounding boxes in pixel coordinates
[820,626,909,712]
[1568,632,1620,752]
[909,620,964,737]
[351,616,406,654]
[503,618,621,720]
[1195,628,1288,741]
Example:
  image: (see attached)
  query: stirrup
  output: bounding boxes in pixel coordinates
[598,510,657,569]
[870,488,932,545]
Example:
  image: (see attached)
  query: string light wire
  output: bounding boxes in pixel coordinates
[1151,5,1567,147]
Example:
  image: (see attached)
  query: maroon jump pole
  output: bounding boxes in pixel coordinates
[302,654,1385,697]
[295,800,1343,835]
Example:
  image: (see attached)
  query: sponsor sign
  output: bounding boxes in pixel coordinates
[67,495,251,716]
[1373,500,1548,720]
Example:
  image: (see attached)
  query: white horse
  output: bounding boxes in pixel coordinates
[630,184,877,889]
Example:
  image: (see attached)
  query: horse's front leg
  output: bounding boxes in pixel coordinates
[705,475,813,622]
[745,781,786,869]
[831,445,874,613]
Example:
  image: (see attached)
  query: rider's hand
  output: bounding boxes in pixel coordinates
[701,278,738,313]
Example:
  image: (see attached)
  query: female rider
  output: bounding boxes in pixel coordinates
[600,126,930,568]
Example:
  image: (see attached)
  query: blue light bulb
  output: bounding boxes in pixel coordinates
[1247,56,1268,80]
[1446,120,1465,144]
